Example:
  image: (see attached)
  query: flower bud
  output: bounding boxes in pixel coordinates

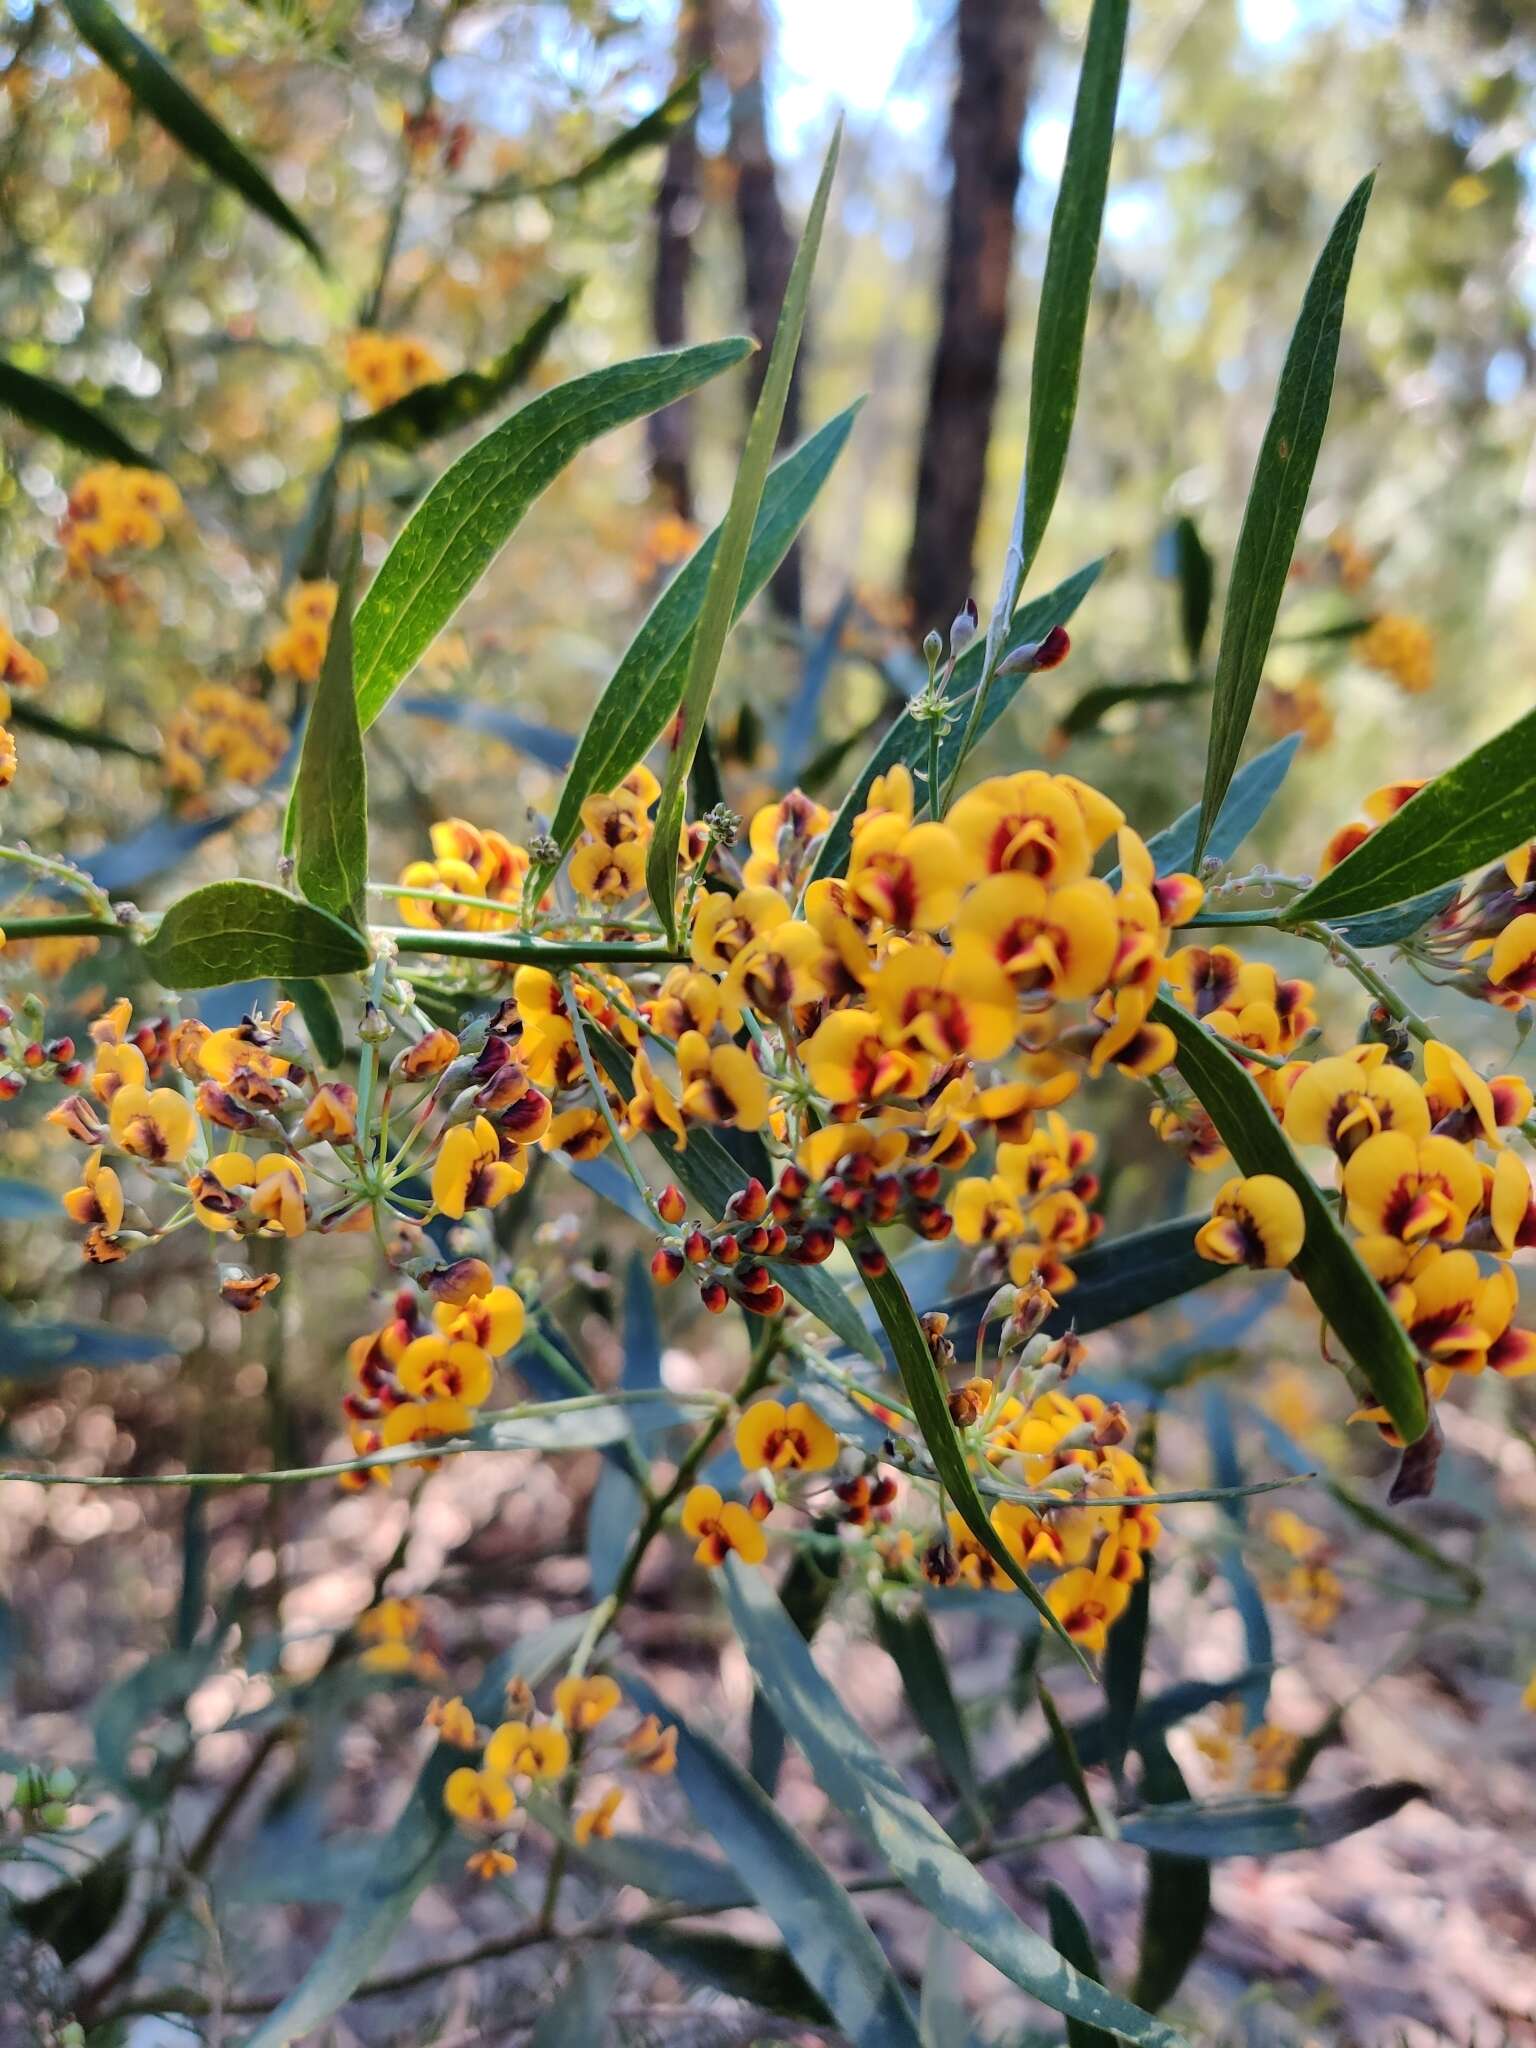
[855,1243,888,1279]
[358,1002,392,1046]
[738,1280,785,1316]
[949,596,979,655]
[712,1231,741,1266]
[683,1227,710,1265]
[727,1176,769,1222]
[651,1244,685,1285]
[699,1278,730,1315]
[657,1183,687,1225]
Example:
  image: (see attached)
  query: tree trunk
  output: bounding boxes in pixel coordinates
[904,0,1042,639]
[721,0,804,620]
[648,0,713,520]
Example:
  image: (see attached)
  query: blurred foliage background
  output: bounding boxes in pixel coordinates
[4,2,1536,2043]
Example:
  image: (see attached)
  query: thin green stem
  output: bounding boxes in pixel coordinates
[0,911,124,940]
[382,926,688,968]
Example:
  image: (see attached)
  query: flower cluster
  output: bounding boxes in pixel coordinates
[162,683,288,796]
[59,464,180,574]
[437,1671,676,1879]
[264,579,338,684]
[397,817,530,931]
[1192,1700,1298,1796]
[345,330,444,411]
[569,764,662,903]
[0,615,47,788]
[1354,611,1435,696]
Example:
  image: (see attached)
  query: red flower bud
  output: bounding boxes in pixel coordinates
[699,1279,730,1315]
[650,1245,685,1285]
[683,1227,710,1265]
[856,1244,888,1279]
[712,1231,741,1266]
[727,1176,769,1222]
[658,1183,687,1226]
[738,1281,785,1317]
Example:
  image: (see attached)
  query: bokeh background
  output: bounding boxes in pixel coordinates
[4,2,1536,2043]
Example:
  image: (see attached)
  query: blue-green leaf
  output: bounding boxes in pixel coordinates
[1130,1735,1210,2013]
[1046,1882,1116,2048]
[622,1670,924,2048]
[722,1562,1185,2046]
[1123,734,1301,884]
[1121,1780,1422,1859]
[873,1594,982,1818]
[1193,176,1373,861]
[352,340,751,731]
[0,357,158,467]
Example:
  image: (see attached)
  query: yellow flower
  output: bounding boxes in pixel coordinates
[432,1116,526,1218]
[866,938,1017,1063]
[679,1483,767,1567]
[1194,1175,1305,1269]
[570,835,647,903]
[691,887,790,970]
[676,1032,771,1131]
[484,1718,571,1781]
[247,1155,308,1238]
[953,873,1119,1000]
[187,1151,257,1231]
[573,1784,624,1845]
[466,1846,518,1880]
[624,1715,679,1774]
[380,1397,473,1450]
[1342,1131,1482,1245]
[798,1007,932,1105]
[1045,1564,1131,1654]
[1282,1051,1429,1159]
[108,1083,198,1165]
[627,1046,688,1148]
[397,1335,495,1408]
[443,1766,515,1831]
[846,814,971,931]
[735,1398,839,1473]
[1489,913,1536,1006]
[432,1283,526,1355]
[949,1174,1025,1246]
[949,770,1120,886]
[554,1673,622,1732]
[91,1038,149,1103]
[1523,1671,1536,1713]
[1355,612,1434,694]
[426,1695,478,1748]
[62,1148,124,1235]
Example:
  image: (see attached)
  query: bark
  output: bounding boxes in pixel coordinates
[648,0,713,519]
[721,0,805,619]
[904,0,1042,639]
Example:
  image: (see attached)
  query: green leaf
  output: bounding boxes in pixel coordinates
[1192,175,1373,862]
[1045,1883,1116,2048]
[1056,677,1202,741]
[537,70,702,196]
[622,1669,925,2048]
[281,978,345,1069]
[627,1925,833,2027]
[647,125,840,939]
[1168,516,1214,672]
[93,1646,216,1804]
[0,1179,58,1222]
[585,1022,879,1361]
[7,697,157,760]
[61,0,325,267]
[143,881,370,989]
[1123,734,1301,886]
[751,1544,841,1794]
[244,1616,587,2048]
[541,405,859,878]
[805,559,1104,892]
[1129,1736,1210,2013]
[1102,1556,1153,1788]
[1329,883,1461,950]
[721,1562,1186,2047]
[1018,0,1129,579]
[981,1671,1264,1827]
[873,1594,982,1819]
[1152,993,1426,1443]
[859,1254,1075,1650]
[1286,700,1536,923]
[529,1953,619,2048]
[563,1826,743,1910]
[1120,1780,1423,1859]
[1203,1392,1273,1729]
[352,339,752,731]
[342,288,579,452]
[293,551,367,924]
[0,357,158,467]
[927,1213,1232,1363]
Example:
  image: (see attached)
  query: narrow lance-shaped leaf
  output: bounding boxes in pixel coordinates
[1019,0,1129,578]
[872,1594,982,1819]
[0,358,158,468]
[540,404,859,884]
[1120,1779,1423,1859]
[1122,733,1301,885]
[1169,515,1214,674]
[293,544,367,924]
[61,0,326,267]
[1152,993,1426,1443]
[352,339,752,731]
[343,287,579,453]
[1045,1883,1116,2048]
[1286,699,1536,923]
[646,124,841,938]
[858,1254,1079,1652]
[1129,1735,1211,2014]
[537,69,702,196]
[622,1670,925,2048]
[722,1562,1186,2048]
[142,881,370,990]
[1193,174,1373,861]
